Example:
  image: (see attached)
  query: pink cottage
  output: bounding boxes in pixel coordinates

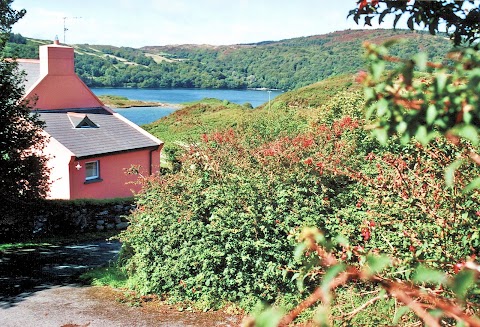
[18,39,163,200]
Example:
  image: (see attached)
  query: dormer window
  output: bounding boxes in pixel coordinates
[68,112,98,129]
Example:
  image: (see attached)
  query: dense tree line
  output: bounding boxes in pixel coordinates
[4,29,453,90]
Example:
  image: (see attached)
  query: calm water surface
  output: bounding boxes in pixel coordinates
[91,88,282,125]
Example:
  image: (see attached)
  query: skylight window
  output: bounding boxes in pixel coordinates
[68,112,99,129]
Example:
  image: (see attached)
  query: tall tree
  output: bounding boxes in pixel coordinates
[0,0,49,240]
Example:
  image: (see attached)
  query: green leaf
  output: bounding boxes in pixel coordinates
[333,234,349,247]
[399,131,411,144]
[376,98,389,117]
[365,255,391,276]
[428,308,444,318]
[451,269,476,299]
[407,16,414,30]
[321,263,346,293]
[396,121,407,134]
[313,305,330,327]
[436,73,448,93]
[445,159,464,188]
[371,61,385,80]
[366,104,377,120]
[413,265,447,285]
[393,306,410,325]
[413,52,428,71]
[364,87,375,101]
[254,307,284,327]
[414,125,429,145]
[373,128,388,145]
[291,272,300,282]
[294,243,307,261]
[463,110,473,124]
[457,124,479,145]
[463,177,480,193]
[296,276,304,292]
[426,104,437,125]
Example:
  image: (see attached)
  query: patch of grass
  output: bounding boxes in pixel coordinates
[330,284,419,326]
[80,265,128,288]
[98,95,164,108]
[143,98,250,153]
[0,242,50,251]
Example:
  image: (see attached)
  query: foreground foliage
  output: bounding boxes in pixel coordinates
[250,228,480,326]
[0,0,49,241]
[244,1,479,325]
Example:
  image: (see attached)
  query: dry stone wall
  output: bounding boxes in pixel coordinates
[32,200,134,237]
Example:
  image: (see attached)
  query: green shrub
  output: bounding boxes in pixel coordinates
[120,117,367,310]
[120,112,479,314]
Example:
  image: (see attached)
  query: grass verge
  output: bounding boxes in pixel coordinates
[80,265,128,288]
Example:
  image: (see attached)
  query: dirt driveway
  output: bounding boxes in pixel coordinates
[0,240,242,326]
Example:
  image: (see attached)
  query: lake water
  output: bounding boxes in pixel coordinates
[91,88,282,125]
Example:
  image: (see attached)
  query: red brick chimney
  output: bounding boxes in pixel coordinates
[24,37,105,110]
[39,37,75,76]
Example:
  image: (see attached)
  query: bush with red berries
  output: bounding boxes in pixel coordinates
[120,108,479,317]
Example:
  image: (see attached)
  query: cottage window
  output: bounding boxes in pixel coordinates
[85,161,100,181]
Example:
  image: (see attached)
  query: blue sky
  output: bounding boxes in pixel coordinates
[11,0,374,47]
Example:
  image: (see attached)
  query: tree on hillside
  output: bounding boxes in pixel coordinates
[0,0,50,240]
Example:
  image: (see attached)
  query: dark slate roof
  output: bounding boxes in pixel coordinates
[17,60,40,91]
[37,108,161,159]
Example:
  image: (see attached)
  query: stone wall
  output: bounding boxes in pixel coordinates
[32,199,134,237]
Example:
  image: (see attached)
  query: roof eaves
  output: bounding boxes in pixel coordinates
[75,144,160,160]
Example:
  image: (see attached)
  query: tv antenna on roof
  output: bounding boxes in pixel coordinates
[63,16,82,44]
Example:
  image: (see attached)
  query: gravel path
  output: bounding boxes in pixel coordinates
[0,240,241,326]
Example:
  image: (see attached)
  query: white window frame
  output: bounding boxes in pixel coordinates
[85,161,100,181]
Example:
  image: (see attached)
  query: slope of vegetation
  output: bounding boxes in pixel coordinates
[143,74,363,164]
[144,74,362,140]
[5,29,453,90]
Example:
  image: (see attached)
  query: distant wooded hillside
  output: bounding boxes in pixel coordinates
[4,29,453,90]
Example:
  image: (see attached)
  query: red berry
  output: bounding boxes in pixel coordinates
[361,228,370,241]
